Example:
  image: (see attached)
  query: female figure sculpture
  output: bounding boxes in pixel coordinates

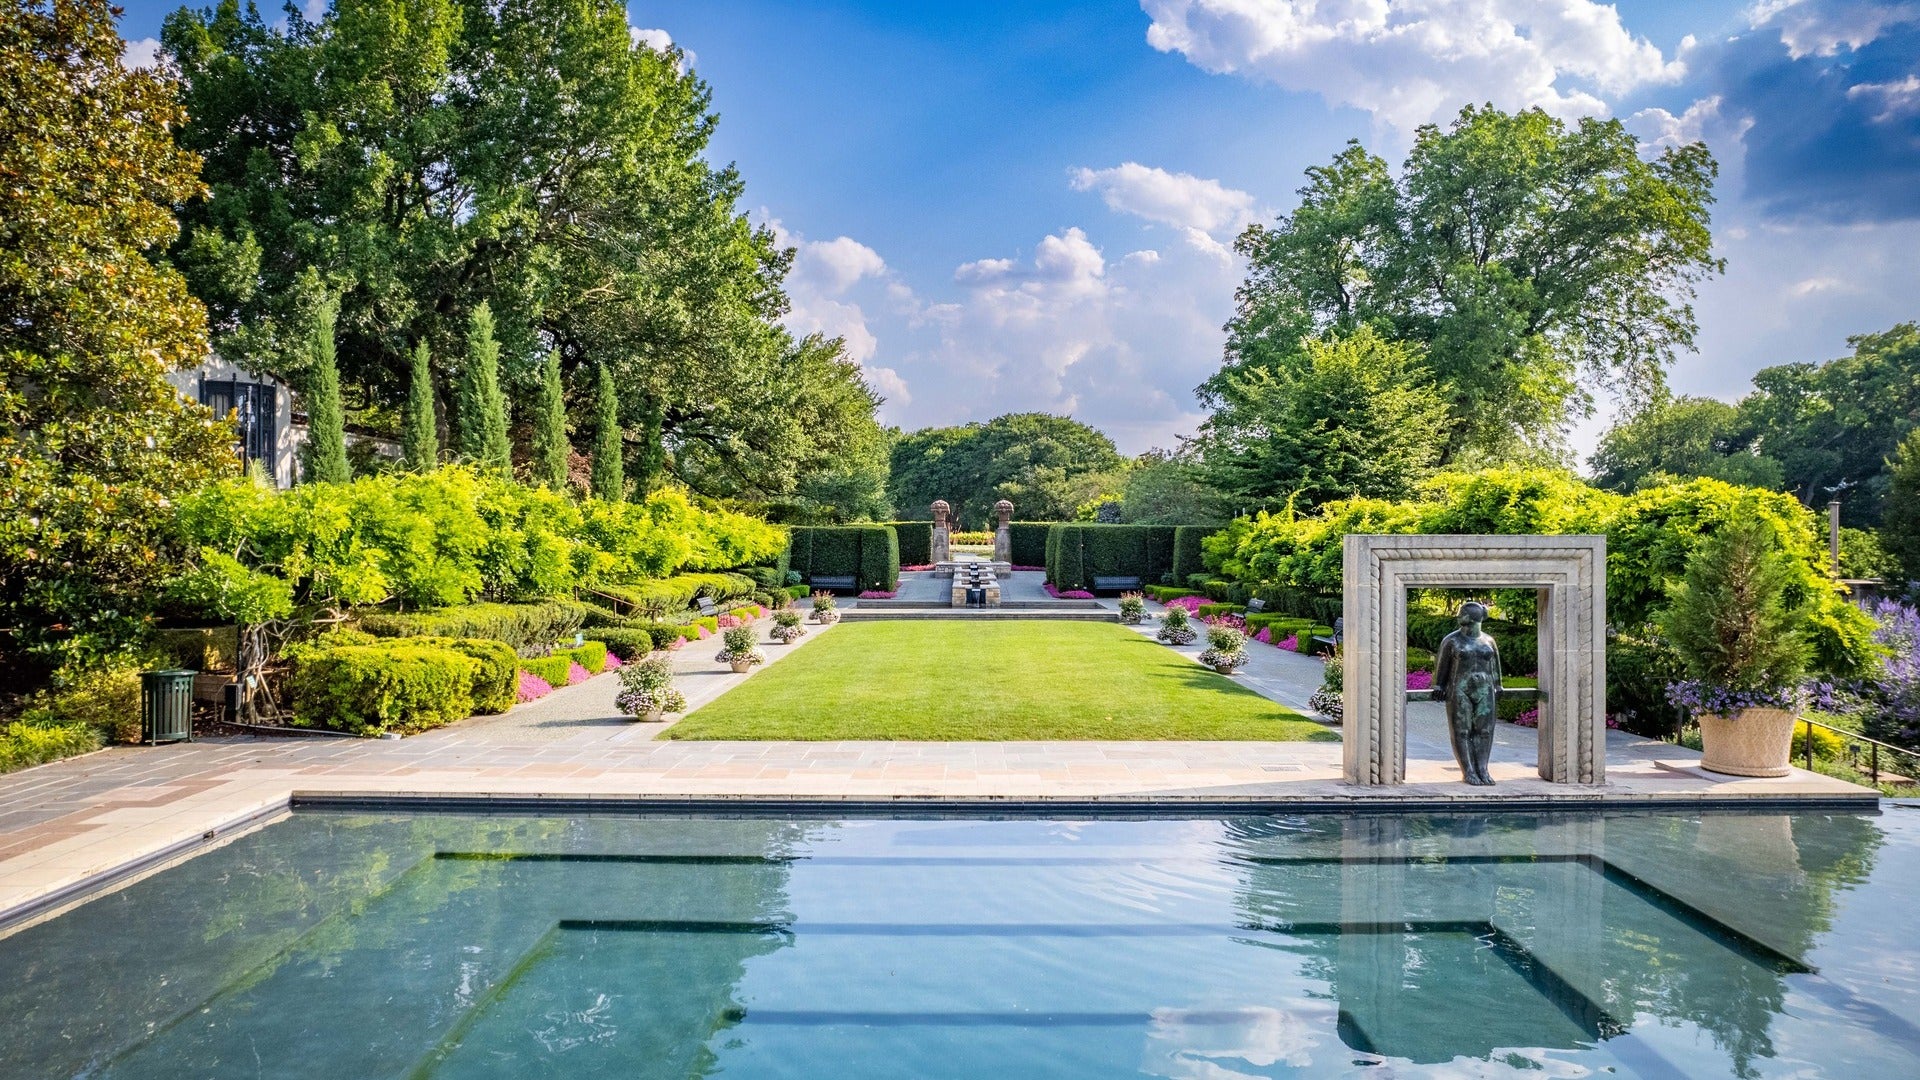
[1431,601,1503,785]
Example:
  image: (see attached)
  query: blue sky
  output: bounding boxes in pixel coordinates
[117,0,1920,460]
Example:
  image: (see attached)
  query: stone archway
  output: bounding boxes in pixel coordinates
[1341,534,1607,786]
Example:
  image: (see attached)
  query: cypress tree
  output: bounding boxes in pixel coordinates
[403,340,438,471]
[300,296,349,484]
[1886,430,1920,582]
[456,301,511,469]
[531,349,569,488]
[590,363,624,500]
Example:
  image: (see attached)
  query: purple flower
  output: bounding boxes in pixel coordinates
[1406,669,1434,691]
[566,661,591,685]
[604,652,624,670]
[1253,627,1273,644]
[1665,679,1802,718]
[1165,595,1204,614]
[858,590,897,599]
[1512,707,1539,728]
[1277,634,1299,652]
[516,670,554,703]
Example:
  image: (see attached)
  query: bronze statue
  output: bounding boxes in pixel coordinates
[1431,601,1503,785]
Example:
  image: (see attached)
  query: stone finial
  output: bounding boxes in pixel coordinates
[931,499,951,528]
[994,499,1013,527]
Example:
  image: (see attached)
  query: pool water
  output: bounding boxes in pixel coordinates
[4,807,1918,1078]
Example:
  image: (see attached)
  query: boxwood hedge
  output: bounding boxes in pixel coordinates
[885,521,934,565]
[290,643,477,736]
[787,525,899,590]
[1044,525,1179,590]
[360,600,588,652]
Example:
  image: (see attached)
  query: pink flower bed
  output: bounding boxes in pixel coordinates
[566,661,591,685]
[1011,565,1046,572]
[516,670,554,703]
[1164,595,1204,614]
[859,590,897,599]
[901,564,935,572]
[695,625,711,639]
[1277,634,1299,651]
[604,652,624,670]
[1253,626,1273,644]
[667,636,686,650]
[1406,669,1434,691]
[1044,583,1095,599]
[1205,613,1249,633]
[1512,707,1539,727]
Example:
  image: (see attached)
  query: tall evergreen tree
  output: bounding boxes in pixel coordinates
[590,363,624,501]
[403,340,438,470]
[531,349,569,488]
[456,302,511,469]
[1884,430,1920,582]
[300,295,349,484]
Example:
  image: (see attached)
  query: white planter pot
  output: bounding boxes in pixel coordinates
[729,659,754,674]
[1697,707,1799,778]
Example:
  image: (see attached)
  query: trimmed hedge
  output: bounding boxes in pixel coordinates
[417,636,517,714]
[291,643,477,736]
[1145,586,1201,602]
[565,640,608,674]
[1044,525,1179,590]
[885,521,934,565]
[1197,603,1246,619]
[519,654,571,687]
[361,600,588,652]
[1007,522,1053,567]
[592,572,756,617]
[788,525,899,590]
[586,628,669,660]
[1171,526,1218,585]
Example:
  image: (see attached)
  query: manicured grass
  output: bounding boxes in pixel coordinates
[666,621,1334,741]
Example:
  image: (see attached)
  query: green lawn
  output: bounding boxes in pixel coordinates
[665,621,1335,741]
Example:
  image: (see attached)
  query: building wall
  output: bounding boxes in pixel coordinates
[166,358,301,488]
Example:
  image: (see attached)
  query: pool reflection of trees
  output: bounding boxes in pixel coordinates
[1221,812,1881,1073]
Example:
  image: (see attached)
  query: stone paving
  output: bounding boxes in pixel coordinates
[0,600,1876,928]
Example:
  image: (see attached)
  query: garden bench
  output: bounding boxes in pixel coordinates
[1246,598,1267,614]
[696,596,719,618]
[809,575,857,592]
[1312,617,1344,654]
[1091,575,1142,594]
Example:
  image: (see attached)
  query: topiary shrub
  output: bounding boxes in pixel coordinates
[585,629,661,661]
[518,654,572,687]
[291,644,478,735]
[361,600,588,652]
[1008,522,1052,567]
[885,521,934,566]
[561,640,609,675]
[405,636,516,714]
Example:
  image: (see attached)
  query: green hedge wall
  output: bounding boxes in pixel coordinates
[1171,526,1219,585]
[788,526,899,590]
[290,643,477,736]
[1044,525,1179,590]
[885,521,934,565]
[360,600,588,652]
[1008,522,1053,567]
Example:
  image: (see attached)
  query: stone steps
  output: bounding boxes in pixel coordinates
[838,608,1120,622]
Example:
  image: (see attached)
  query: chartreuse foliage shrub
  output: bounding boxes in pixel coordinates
[586,628,674,660]
[1201,470,1875,677]
[787,526,899,590]
[885,521,934,565]
[590,573,756,617]
[168,467,786,612]
[289,643,478,735]
[293,629,516,717]
[1045,525,1179,590]
[517,642,609,687]
[0,719,104,774]
[360,600,588,652]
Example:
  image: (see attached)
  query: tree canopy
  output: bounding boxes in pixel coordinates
[161,0,876,501]
[1589,396,1782,494]
[1212,105,1721,462]
[1,0,236,673]
[888,413,1125,526]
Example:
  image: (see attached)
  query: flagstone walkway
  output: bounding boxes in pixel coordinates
[0,600,1876,930]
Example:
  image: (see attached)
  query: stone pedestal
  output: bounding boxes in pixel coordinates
[992,499,1013,564]
[931,499,952,565]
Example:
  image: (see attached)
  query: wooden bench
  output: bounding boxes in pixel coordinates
[695,596,719,618]
[1091,575,1142,594]
[1245,597,1268,614]
[809,575,857,592]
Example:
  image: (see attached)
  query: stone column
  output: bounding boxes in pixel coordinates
[992,499,1013,565]
[930,499,952,565]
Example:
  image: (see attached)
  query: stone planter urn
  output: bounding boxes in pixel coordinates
[639,707,665,723]
[1697,707,1798,777]
[1212,662,1238,676]
[728,658,754,674]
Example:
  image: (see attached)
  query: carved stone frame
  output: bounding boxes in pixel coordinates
[1342,535,1607,786]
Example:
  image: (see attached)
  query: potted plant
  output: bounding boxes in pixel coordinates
[716,625,766,673]
[1117,591,1146,624]
[613,653,686,722]
[1199,623,1250,674]
[1658,519,1813,777]
[1157,604,1197,645]
[809,590,839,624]
[1309,649,1343,720]
[770,609,807,644]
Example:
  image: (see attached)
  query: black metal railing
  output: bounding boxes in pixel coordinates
[1798,714,1920,786]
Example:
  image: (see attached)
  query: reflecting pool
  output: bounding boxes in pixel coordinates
[3,807,1917,1078]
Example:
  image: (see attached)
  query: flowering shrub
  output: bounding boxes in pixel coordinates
[1199,624,1250,673]
[810,590,840,624]
[1252,626,1272,644]
[1044,583,1095,600]
[1204,613,1248,634]
[717,625,766,667]
[614,653,685,717]
[1308,687,1342,719]
[858,590,897,599]
[1812,600,1920,747]
[516,670,554,703]
[603,652,624,670]
[1512,707,1539,728]
[1277,634,1300,652]
[1164,595,1205,615]
[1158,605,1197,645]
[1406,669,1434,692]
[1118,592,1146,624]
[770,609,807,643]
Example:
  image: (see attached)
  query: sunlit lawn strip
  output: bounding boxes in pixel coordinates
[666,621,1336,741]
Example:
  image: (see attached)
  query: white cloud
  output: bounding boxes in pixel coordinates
[1142,0,1684,131]
[756,213,910,410]
[121,37,162,70]
[629,24,695,68]
[1847,74,1920,122]
[1625,95,1755,193]
[795,236,887,294]
[1787,275,1852,297]
[1069,163,1256,234]
[1748,0,1920,58]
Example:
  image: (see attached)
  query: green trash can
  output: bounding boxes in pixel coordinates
[141,669,197,745]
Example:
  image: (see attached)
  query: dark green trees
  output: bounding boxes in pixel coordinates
[530,351,570,489]
[888,413,1125,525]
[590,364,623,501]
[455,303,511,470]
[403,341,437,470]
[299,297,349,484]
